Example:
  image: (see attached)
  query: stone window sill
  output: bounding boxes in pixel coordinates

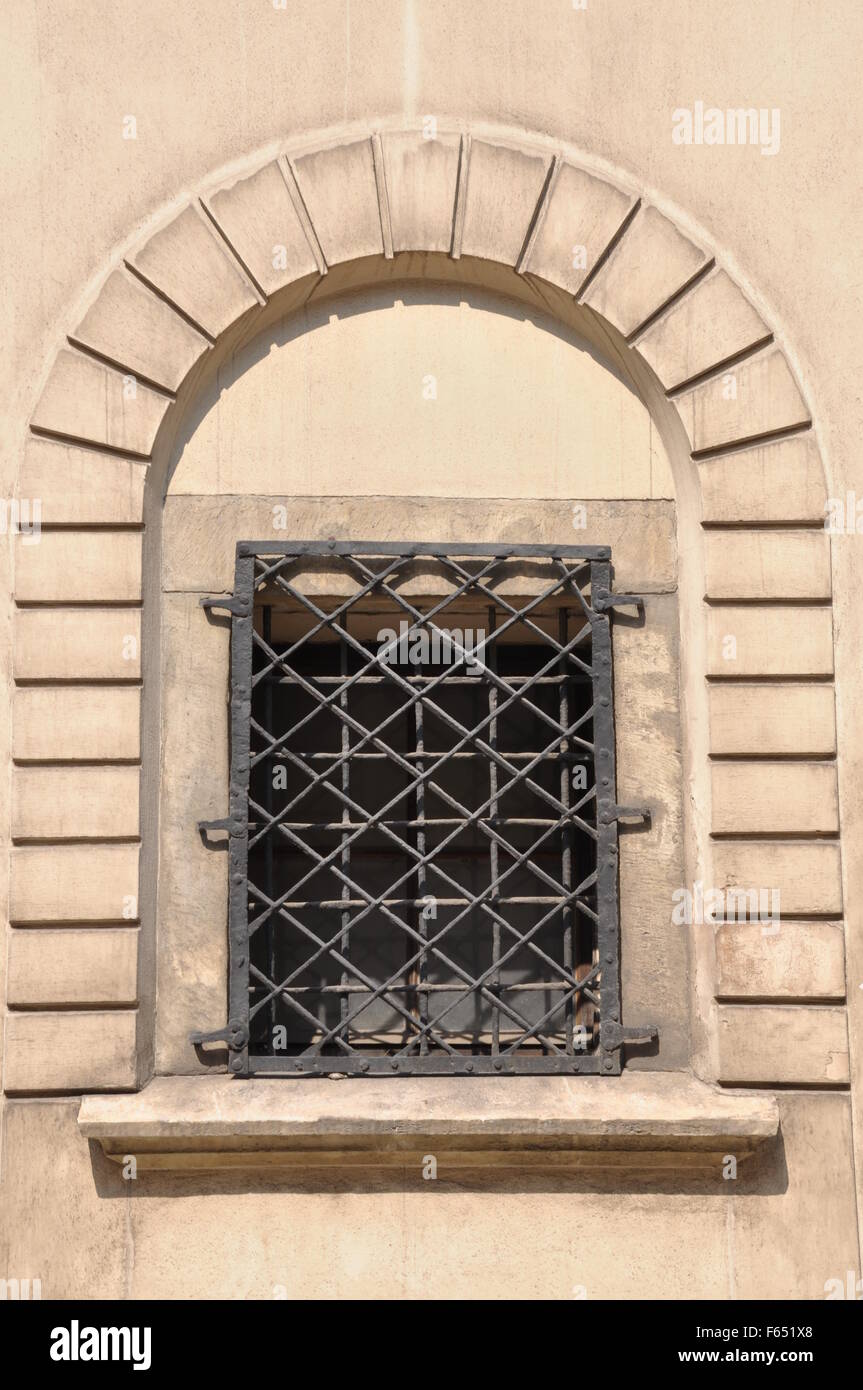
[77,1071,778,1173]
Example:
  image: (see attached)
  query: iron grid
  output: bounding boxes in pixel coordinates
[194,541,651,1076]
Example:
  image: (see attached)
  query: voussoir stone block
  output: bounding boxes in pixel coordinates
[711,839,842,916]
[708,683,835,756]
[703,529,831,600]
[8,928,139,1007]
[129,203,259,338]
[10,844,140,924]
[706,606,833,676]
[698,434,826,524]
[581,204,707,336]
[73,266,210,392]
[715,921,845,1001]
[30,348,169,457]
[12,765,141,841]
[460,137,551,266]
[17,437,146,525]
[676,345,809,453]
[13,686,141,762]
[635,268,768,388]
[717,1005,849,1085]
[292,137,383,265]
[711,761,839,836]
[207,158,320,296]
[14,608,141,680]
[14,530,142,603]
[522,159,633,296]
[3,1011,138,1093]
[382,130,461,254]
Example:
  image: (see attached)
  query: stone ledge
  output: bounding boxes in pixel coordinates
[77,1072,779,1171]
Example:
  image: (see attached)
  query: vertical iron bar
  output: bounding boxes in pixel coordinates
[263,604,276,1050]
[487,605,500,1056]
[228,551,254,1075]
[415,693,428,1054]
[559,606,574,1055]
[339,615,351,1042]
[590,559,623,1075]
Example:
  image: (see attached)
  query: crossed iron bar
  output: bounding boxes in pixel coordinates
[193,542,654,1075]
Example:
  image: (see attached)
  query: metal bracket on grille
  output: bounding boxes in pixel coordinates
[599,803,652,827]
[593,589,644,616]
[602,1021,659,1053]
[200,594,252,618]
[197,816,243,840]
[189,1018,249,1051]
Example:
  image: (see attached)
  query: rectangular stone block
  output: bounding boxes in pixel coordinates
[3,1011,138,1093]
[73,265,209,392]
[715,921,845,1001]
[460,138,550,265]
[709,683,835,756]
[12,766,140,841]
[583,205,707,337]
[706,606,833,676]
[677,345,809,453]
[207,159,319,295]
[14,608,141,680]
[30,348,169,457]
[129,203,258,338]
[8,928,139,1007]
[711,839,842,916]
[717,1004,849,1085]
[635,268,768,390]
[383,131,461,254]
[13,686,141,762]
[15,530,142,603]
[711,761,838,835]
[292,138,382,265]
[523,159,633,296]
[704,530,830,600]
[17,437,146,525]
[698,434,826,524]
[10,844,140,924]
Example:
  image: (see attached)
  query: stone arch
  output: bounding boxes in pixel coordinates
[8,122,842,1097]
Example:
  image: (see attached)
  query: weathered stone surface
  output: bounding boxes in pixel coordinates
[383,130,461,253]
[129,203,259,337]
[706,606,833,676]
[460,138,551,265]
[717,1004,849,1084]
[698,434,827,523]
[13,686,141,762]
[711,761,838,835]
[711,839,842,916]
[14,530,142,603]
[704,529,830,600]
[708,683,835,756]
[207,158,320,295]
[4,1011,138,1093]
[523,159,633,296]
[10,844,140,924]
[17,437,146,524]
[715,921,845,1000]
[8,927,139,1006]
[13,608,141,680]
[292,138,382,264]
[676,345,809,452]
[30,348,169,456]
[12,765,140,841]
[582,204,707,336]
[73,265,209,391]
[635,268,768,388]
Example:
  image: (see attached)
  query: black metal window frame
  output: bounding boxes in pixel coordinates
[193,541,655,1077]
